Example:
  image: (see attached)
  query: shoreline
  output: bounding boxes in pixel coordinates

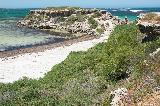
[0,28,113,83]
[0,35,99,58]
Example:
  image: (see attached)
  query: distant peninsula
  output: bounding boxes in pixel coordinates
[17,7,122,38]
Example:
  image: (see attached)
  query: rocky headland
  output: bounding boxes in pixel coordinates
[17,7,121,38]
[137,12,160,42]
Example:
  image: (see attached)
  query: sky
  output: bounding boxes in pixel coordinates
[0,0,160,8]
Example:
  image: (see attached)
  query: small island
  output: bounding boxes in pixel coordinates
[17,7,121,38]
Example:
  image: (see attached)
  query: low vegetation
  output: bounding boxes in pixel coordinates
[66,14,87,25]
[92,11,102,18]
[88,17,98,29]
[96,28,104,34]
[0,23,160,105]
[18,7,110,37]
[56,17,66,22]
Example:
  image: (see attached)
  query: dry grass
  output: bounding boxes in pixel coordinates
[142,13,158,20]
[142,13,160,24]
[137,92,160,106]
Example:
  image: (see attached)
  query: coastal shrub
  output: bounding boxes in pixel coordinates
[1,23,160,105]
[66,15,78,24]
[57,17,66,22]
[96,28,104,34]
[88,17,98,29]
[76,14,87,22]
[66,15,86,24]
[92,11,102,18]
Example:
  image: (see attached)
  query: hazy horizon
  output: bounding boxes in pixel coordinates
[0,0,160,9]
[0,7,160,9]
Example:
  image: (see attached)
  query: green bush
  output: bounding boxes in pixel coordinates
[76,14,87,22]
[66,15,78,24]
[66,15,86,24]
[88,17,98,29]
[57,17,66,22]
[92,11,102,18]
[96,28,104,34]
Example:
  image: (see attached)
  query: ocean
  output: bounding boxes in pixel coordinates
[0,8,160,51]
[0,9,65,51]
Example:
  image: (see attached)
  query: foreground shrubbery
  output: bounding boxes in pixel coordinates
[0,23,160,105]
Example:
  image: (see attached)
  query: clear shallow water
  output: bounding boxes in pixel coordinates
[0,9,65,51]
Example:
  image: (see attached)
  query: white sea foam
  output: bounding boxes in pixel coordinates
[130,10,144,13]
[112,10,117,12]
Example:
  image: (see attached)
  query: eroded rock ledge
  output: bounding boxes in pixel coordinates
[138,12,160,35]
[137,13,160,42]
[17,7,122,38]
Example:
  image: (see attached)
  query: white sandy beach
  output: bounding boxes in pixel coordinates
[0,29,113,83]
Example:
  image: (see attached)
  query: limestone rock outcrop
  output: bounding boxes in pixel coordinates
[110,88,132,106]
[137,13,160,42]
[137,13,160,35]
[17,7,121,37]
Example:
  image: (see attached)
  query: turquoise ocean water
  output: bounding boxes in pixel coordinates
[0,9,65,51]
[0,8,160,51]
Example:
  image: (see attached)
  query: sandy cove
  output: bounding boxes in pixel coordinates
[0,29,113,83]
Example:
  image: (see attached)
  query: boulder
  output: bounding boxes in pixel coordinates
[110,88,132,106]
